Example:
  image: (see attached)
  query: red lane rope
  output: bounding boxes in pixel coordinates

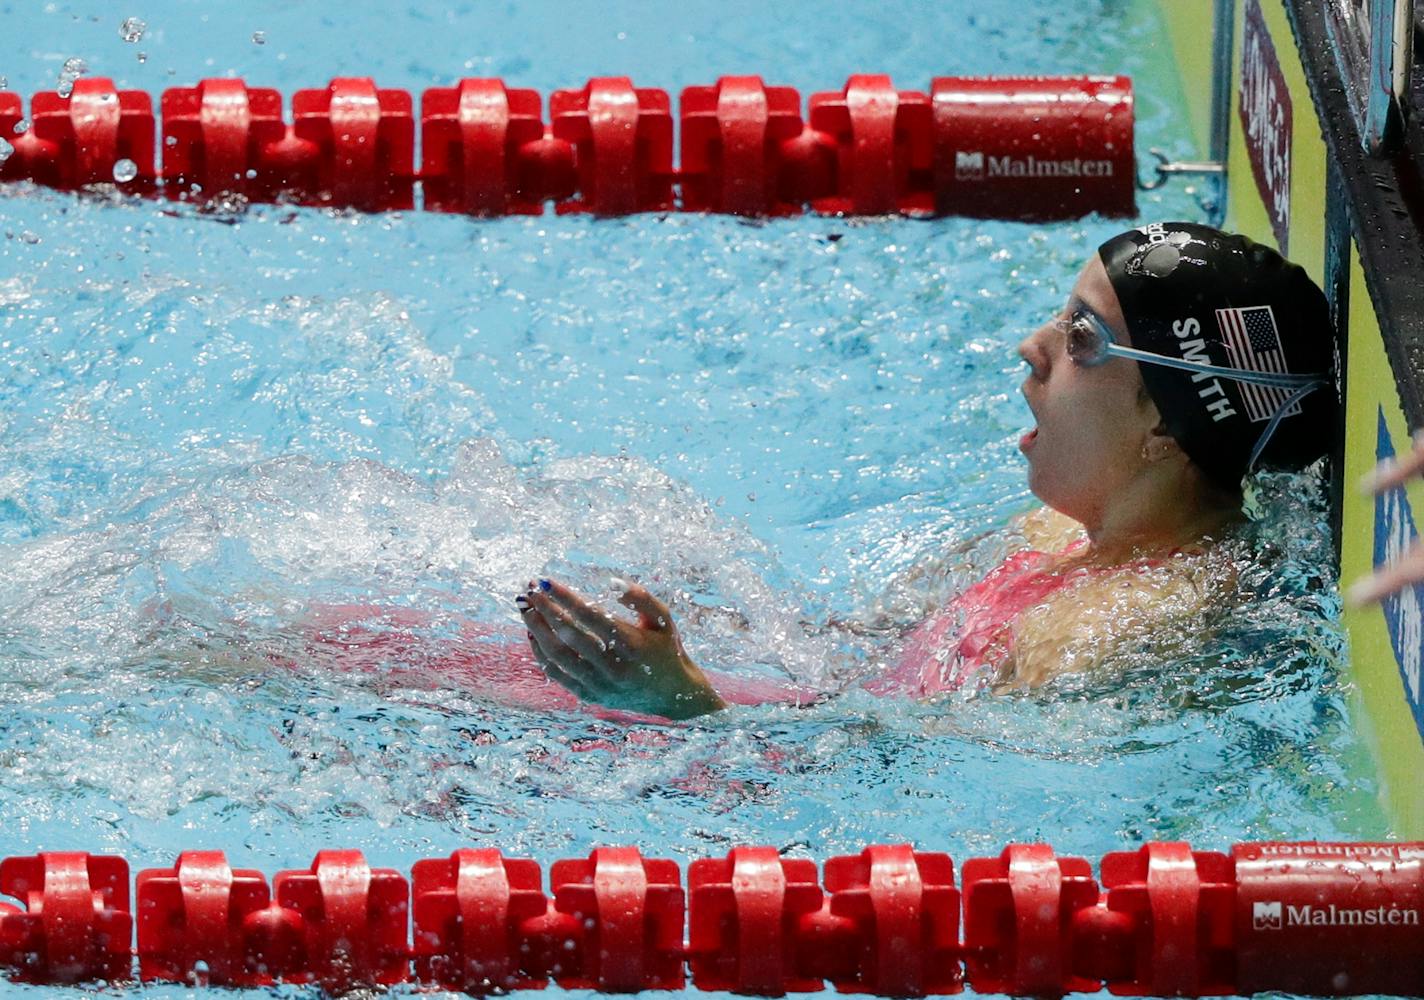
[0,841,1418,994]
[0,74,1134,219]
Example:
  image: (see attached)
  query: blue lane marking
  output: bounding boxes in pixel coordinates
[1373,407,1424,744]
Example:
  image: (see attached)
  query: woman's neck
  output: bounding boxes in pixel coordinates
[1086,506,1240,562]
[1080,470,1243,562]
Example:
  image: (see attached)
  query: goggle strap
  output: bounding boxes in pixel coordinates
[1105,343,1324,389]
[1246,380,1324,473]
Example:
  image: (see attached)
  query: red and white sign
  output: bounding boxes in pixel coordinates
[1240,0,1293,253]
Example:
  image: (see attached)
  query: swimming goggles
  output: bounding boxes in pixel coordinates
[1062,304,1331,472]
[1063,305,1322,389]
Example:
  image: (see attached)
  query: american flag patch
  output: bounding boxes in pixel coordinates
[1215,305,1300,423]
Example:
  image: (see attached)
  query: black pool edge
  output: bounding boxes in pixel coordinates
[1283,0,1424,440]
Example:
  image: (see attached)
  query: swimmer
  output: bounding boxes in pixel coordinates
[518,223,1339,718]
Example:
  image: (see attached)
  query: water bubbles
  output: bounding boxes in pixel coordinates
[119,16,146,43]
[137,52,148,64]
[13,118,29,135]
[57,57,87,98]
[201,190,250,215]
[0,138,11,166]
[20,231,40,245]
[112,158,138,183]
[251,30,266,45]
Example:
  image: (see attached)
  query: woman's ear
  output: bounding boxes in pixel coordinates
[1140,422,1186,463]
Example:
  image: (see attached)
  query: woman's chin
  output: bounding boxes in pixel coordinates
[1025,464,1076,517]
[1025,463,1045,502]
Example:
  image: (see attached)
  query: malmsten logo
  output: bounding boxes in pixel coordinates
[954,151,1115,181]
[1253,900,1420,929]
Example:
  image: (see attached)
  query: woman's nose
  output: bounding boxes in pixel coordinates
[1018,323,1053,378]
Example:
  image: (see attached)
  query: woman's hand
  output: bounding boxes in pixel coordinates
[518,577,728,719]
[1347,434,1424,607]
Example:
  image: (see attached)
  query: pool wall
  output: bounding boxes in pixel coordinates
[1162,0,1424,835]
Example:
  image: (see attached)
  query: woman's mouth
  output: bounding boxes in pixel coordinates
[1019,383,1040,454]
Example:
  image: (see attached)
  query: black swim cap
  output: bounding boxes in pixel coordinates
[1097,223,1338,492]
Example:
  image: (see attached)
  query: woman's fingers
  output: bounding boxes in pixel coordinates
[615,578,674,632]
[1351,438,1424,608]
[521,602,566,660]
[526,576,669,638]
[523,605,608,695]
[538,578,627,639]
[522,581,640,690]
[1346,541,1424,607]
[1364,436,1424,494]
[516,577,722,718]
[528,592,609,666]
[518,577,682,695]
[526,631,600,702]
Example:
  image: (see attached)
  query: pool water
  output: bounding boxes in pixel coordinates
[0,0,1392,995]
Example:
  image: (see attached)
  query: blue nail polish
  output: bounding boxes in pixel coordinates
[515,595,530,609]
[539,579,552,592]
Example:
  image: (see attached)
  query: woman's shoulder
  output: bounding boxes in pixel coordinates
[1013,505,1086,552]
[997,532,1240,689]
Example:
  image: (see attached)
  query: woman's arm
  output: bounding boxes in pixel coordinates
[518,509,1067,713]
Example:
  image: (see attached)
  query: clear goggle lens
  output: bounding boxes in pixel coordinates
[1064,309,1113,367]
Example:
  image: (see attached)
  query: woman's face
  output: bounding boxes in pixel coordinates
[1017,256,1160,527]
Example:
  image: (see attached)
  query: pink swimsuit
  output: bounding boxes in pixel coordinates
[871,549,1071,696]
